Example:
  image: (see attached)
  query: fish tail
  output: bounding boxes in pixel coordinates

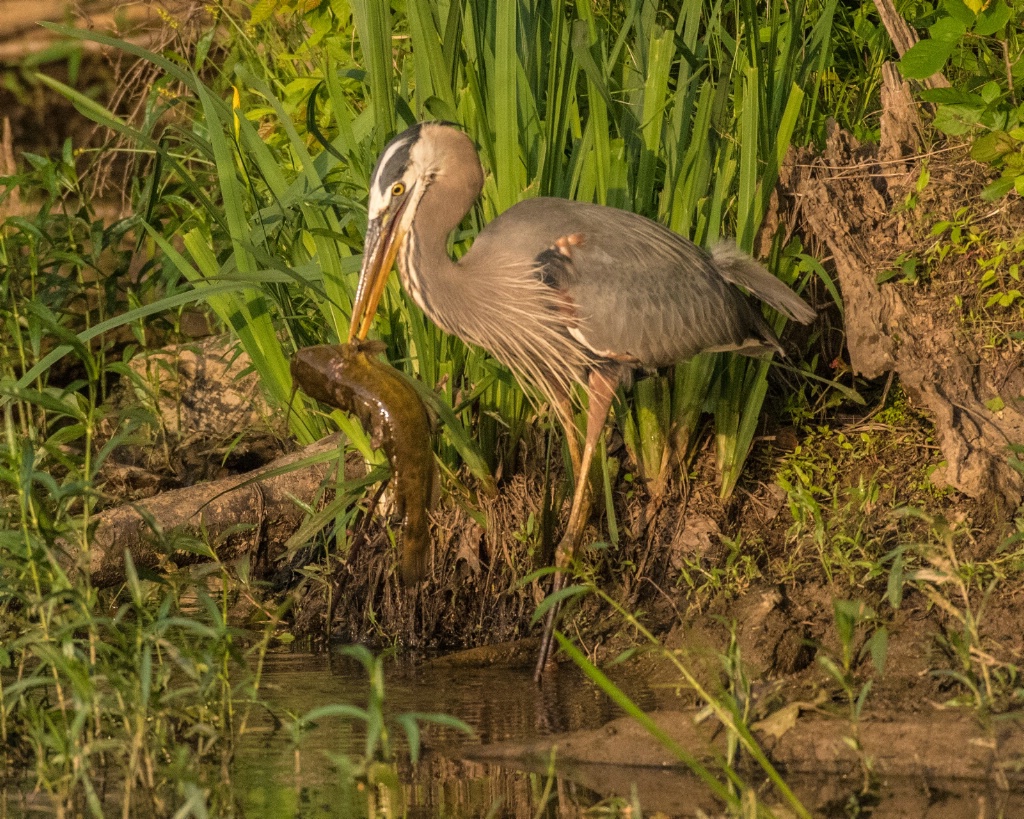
[399,505,430,585]
[400,534,428,585]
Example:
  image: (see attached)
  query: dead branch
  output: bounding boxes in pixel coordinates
[86,434,349,587]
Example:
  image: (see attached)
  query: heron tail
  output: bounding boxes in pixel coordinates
[710,243,816,324]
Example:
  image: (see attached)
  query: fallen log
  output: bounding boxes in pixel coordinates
[87,434,345,587]
[0,1,188,62]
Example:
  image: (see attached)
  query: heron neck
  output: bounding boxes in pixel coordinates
[405,224,468,335]
[400,194,474,336]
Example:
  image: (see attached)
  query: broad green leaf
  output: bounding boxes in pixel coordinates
[980,81,1002,104]
[931,103,984,135]
[975,0,1012,35]
[899,39,956,79]
[943,0,979,23]
[980,175,1016,200]
[928,16,968,42]
[970,130,1015,163]
[919,87,984,105]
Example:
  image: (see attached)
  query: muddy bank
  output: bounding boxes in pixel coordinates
[433,570,1024,813]
[463,705,1024,818]
[468,705,1024,783]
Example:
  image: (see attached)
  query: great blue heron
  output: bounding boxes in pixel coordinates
[348,121,815,681]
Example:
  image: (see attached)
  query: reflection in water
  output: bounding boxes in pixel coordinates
[233,650,659,818]
[233,652,1024,819]
[254,650,657,745]
[4,650,1022,816]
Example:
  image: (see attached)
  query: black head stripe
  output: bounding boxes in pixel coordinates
[373,124,425,196]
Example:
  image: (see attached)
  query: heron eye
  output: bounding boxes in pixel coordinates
[391,182,406,198]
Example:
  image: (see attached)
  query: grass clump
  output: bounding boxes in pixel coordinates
[0,90,428,819]
[38,0,836,508]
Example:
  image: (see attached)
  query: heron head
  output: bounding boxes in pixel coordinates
[349,122,482,341]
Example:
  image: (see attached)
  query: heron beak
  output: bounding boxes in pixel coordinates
[349,205,409,342]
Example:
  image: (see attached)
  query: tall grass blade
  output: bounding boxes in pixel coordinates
[350,0,396,142]
[554,633,742,809]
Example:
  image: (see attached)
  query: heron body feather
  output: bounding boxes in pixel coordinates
[463,197,801,373]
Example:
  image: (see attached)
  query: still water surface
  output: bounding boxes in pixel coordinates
[233,650,667,817]
[4,650,1017,816]
[235,652,1024,818]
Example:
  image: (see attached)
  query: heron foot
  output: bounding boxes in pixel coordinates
[534,546,574,684]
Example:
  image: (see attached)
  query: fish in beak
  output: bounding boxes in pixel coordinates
[348,197,411,342]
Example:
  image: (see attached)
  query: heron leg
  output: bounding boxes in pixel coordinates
[534,366,620,683]
[554,395,582,477]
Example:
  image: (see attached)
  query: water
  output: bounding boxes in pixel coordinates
[235,652,1024,818]
[232,650,665,817]
[5,650,1019,816]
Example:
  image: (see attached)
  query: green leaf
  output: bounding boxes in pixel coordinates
[298,703,369,727]
[396,711,473,763]
[980,175,1016,200]
[942,0,978,24]
[970,130,1016,163]
[901,39,954,79]
[866,627,889,675]
[928,16,968,42]
[530,583,591,625]
[350,0,395,142]
[899,39,956,79]
[975,0,1011,36]
[919,87,983,106]
[985,396,1006,412]
[932,103,984,135]
[980,81,1002,104]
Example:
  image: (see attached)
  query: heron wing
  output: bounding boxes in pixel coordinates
[475,198,790,368]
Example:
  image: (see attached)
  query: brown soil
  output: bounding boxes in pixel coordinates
[465,708,1024,817]
[788,128,1024,520]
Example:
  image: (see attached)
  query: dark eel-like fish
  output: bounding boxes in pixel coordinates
[291,342,435,585]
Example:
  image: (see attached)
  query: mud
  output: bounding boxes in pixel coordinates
[786,128,1024,516]
[467,707,1024,810]
[437,575,1024,809]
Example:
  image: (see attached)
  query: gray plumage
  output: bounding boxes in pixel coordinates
[468,199,814,368]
